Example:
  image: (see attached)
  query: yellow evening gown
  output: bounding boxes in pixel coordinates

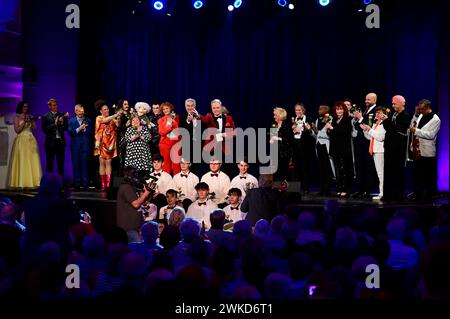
[8,119,42,189]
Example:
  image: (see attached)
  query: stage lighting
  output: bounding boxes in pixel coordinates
[319,0,330,6]
[228,4,234,11]
[278,0,287,7]
[233,0,242,8]
[288,3,295,10]
[363,0,373,4]
[152,0,164,10]
[193,0,204,9]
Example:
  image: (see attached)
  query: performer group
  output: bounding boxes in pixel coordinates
[6,93,441,226]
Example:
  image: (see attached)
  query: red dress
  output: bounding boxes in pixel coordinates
[94,116,118,159]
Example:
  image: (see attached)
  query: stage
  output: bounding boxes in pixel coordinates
[2,188,447,236]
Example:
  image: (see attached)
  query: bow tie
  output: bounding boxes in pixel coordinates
[167,206,176,209]
[231,206,240,210]
[210,173,219,177]
[181,174,189,178]
[239,176,247,179]
[153,173,161,177]
[214,115,222,120]
[198,202,207,206]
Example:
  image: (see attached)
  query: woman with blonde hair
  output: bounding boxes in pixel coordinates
[270,107,292,181]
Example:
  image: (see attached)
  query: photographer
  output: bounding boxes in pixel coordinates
[117,167,156,243]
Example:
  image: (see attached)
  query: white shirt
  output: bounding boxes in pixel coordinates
[159,204,182,220]
[150,170,175,195]
[364,121,386,153]
[187,199,218,229]
[223,204,246,223]
[172,171,200,201]
[229,173,259,200]
[358,104,377,124]
[414,113,441,157]
[293,115,306,139]
[201,171,231,205]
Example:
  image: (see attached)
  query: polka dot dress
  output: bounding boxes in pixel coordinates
[124,125,152,171]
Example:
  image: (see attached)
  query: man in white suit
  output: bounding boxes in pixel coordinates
[409,99,441,201]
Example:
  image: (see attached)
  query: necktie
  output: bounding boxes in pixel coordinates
[231,206,240,210]
[153,173,161,177]
[181,174,189,178]
[239,176,247,179]
[369,120,381,156]
[198,202,207,206]
[167,206,176,209]
[211,173,219,177]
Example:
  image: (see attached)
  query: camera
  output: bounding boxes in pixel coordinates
[123,169,158,193]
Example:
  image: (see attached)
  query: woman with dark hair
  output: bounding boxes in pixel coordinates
[124,115,152,172]
[116,99,132,176]
[158,102,181,175]
[7,101,42,189]
[326,101,354,198]
[94,99,122,191]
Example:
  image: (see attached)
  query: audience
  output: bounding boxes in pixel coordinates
[0,188,447,301]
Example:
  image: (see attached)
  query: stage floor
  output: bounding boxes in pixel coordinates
[1,188,448,235]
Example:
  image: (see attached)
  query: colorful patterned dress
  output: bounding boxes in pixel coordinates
[94,116,118,159]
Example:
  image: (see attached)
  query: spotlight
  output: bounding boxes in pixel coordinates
[363,0,372,4]
[288,3,295,10]
[228,4,234,11]
[278,0,287,7]
[152,0,164,10]
[193,0,204,9]
[233,0,242,8]
[319,0,330,6]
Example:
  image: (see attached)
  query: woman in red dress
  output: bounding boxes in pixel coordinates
[94,99,122,190]
[158,102,181,175]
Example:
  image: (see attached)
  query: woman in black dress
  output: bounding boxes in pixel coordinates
[125,115,152,172]
[327,101,354,198]
[271,107,292,182]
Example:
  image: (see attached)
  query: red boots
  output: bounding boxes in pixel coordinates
[100,174,111,192]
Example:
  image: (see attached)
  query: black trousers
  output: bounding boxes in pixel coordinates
[383,151,406,201]
[413,156,437,199]
[354,137,377,193]
[45,139,65,176]
[316,143,332,194]
[292,139,311,191]
[332,154,354,193]
[274,153,290,182]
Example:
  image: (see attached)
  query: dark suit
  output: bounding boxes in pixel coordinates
[353,105,378,194]
[42,111,68,176]
[329,116,354,193]
[179,113,202,174]
[291,116,315,191]
[383,110,410,201]
[242,187,281,226]
[274,121,292,181]
[68,116,92,187]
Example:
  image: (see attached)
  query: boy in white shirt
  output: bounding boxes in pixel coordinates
[229,160,258,201]
[222,187,246,223]
[187,182,218,228]
[172,159,200,210]
[201,159,230,207]
[149,154,175,209]
[159,189,182,221]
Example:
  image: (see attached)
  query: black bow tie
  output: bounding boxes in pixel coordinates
[167,206,176,209]
[239,176,247,179]
[181,174,189,178]
[153,173,161,177]
[210,173,219,177]
[198,202,207,206]
[231,206,240,210]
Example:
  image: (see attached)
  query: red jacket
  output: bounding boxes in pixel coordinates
[201,113,236,155]
[158,115,180,145]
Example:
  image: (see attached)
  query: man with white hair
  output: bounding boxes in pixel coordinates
[179,98,202,174]
[383,95,410,201]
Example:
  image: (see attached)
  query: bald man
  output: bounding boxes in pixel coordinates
[383,95,410,201]
[351,93,379,199]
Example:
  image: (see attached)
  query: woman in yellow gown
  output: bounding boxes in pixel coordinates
[8,101,42,189]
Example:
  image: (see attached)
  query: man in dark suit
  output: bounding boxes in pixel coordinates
[178,98,202,175]
[351,93,379,198]
[42,98,68,177]
[201,99,236,175]
[241,174,281,226]
[383,95,410,201]
[68,104,92,189]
